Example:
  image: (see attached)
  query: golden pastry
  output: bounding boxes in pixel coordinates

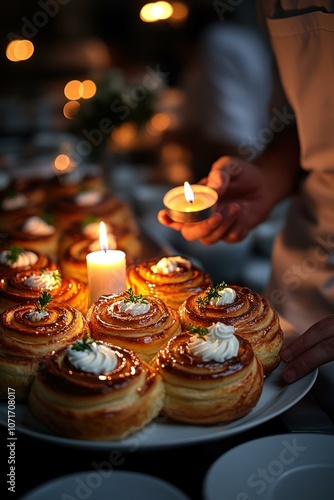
[3,215,59,260]
[0,292,89,401]
[86,288,182,363]
[0,189,41,232]
[0,268,88,315]
[126,255,213,310]
[178,282,283,376]
[0,246,57,279]
[152,322,264,425]
[51,188,138,232]
[29,337,165,440]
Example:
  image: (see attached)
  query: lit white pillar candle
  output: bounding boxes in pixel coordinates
[86,221,126,304]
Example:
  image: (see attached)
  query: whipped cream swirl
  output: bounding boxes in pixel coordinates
[75,190,103,206]
[0,250,38,268]
[151,256,191,275]
[26,309,49,322]
[188,322,239,362]
[22,216,56,235]
[108,299,150,316]
[2,193,28,211]
[24,271,60,289]
[67,342,118,375]
[209,287,236,306]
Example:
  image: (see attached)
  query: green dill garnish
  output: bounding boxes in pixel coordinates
[124,287,148,304]
[81,215,98,228]
[189,324,208,337]
[70,333,98,352]
[41,269,62,282]
[6,246,24,264]
[40,213,53,225]
[36,291,52,311]
[196,281,227,307]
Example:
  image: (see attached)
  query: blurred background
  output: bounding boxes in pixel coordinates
[0,0,290,290]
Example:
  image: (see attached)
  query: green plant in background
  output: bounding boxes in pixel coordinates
[69,69,155,160]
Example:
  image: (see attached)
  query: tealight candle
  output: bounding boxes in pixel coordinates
[163,182,218,223]
[86,221,126,304]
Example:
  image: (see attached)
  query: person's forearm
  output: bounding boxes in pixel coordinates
[253,122,302,204]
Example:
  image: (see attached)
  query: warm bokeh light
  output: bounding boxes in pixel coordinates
[6,40,34,62]
[111,123,138,148]
[140,1,174,22]
[146,112,171,135]
[165,162,193,185]
[80,80,97,99]
[64,80,83,100]
[63,100,81,119]
[53,154,72,172]
[170,2,189,22]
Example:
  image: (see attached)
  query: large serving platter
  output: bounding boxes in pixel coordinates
[0,364,317,451]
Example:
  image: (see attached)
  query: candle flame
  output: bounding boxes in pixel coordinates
[184,181,194,204]
[99,221,108,251]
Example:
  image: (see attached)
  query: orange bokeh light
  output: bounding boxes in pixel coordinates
[6,40,34,62]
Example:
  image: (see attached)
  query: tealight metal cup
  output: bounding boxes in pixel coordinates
[163,185,218,223]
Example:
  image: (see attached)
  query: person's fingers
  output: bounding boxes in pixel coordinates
[157,209,184,230]
[281,315,334,383]
[282,339,334,383]
[281,315,334,362]
[180,203,242,243]
[198,203,246,244]
[179,212,224,242]
[207,156,243,194]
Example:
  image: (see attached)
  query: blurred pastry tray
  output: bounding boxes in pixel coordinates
[136,218,179,260]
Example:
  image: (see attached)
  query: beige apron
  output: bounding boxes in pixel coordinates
[261,2,334,332]
[261,1,334,415]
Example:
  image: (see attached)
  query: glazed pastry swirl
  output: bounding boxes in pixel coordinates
[87,292,182,363]
[29,343,165,440]
[179,285,283,375]
[126,255,212,310]
[152,332,263,425]
[0,269,88,315]
[52,191,137,232]
[0,248,57,278]
[0,302,89,401]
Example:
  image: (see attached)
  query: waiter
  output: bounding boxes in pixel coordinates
[158,0,334,417]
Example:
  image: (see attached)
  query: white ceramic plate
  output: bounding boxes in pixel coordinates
[203,433,334,500]
[20,470,190,500]
[0,364,317,451]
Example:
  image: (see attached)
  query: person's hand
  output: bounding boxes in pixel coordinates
[281,315,334,382]
[158,155,276,245]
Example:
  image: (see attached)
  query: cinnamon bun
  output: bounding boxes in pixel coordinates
[0,296,89,401]
[4,215,59,260]
[126,255,212,310]
[51,188,138,232]
[0,247,57,279]
[152,322,264,425]
[86,288,182,363]
[0,268,88,315]
[178,282,283,376]
[29,338,165,440]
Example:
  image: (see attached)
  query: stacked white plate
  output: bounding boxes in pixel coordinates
[203,433,334,500]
